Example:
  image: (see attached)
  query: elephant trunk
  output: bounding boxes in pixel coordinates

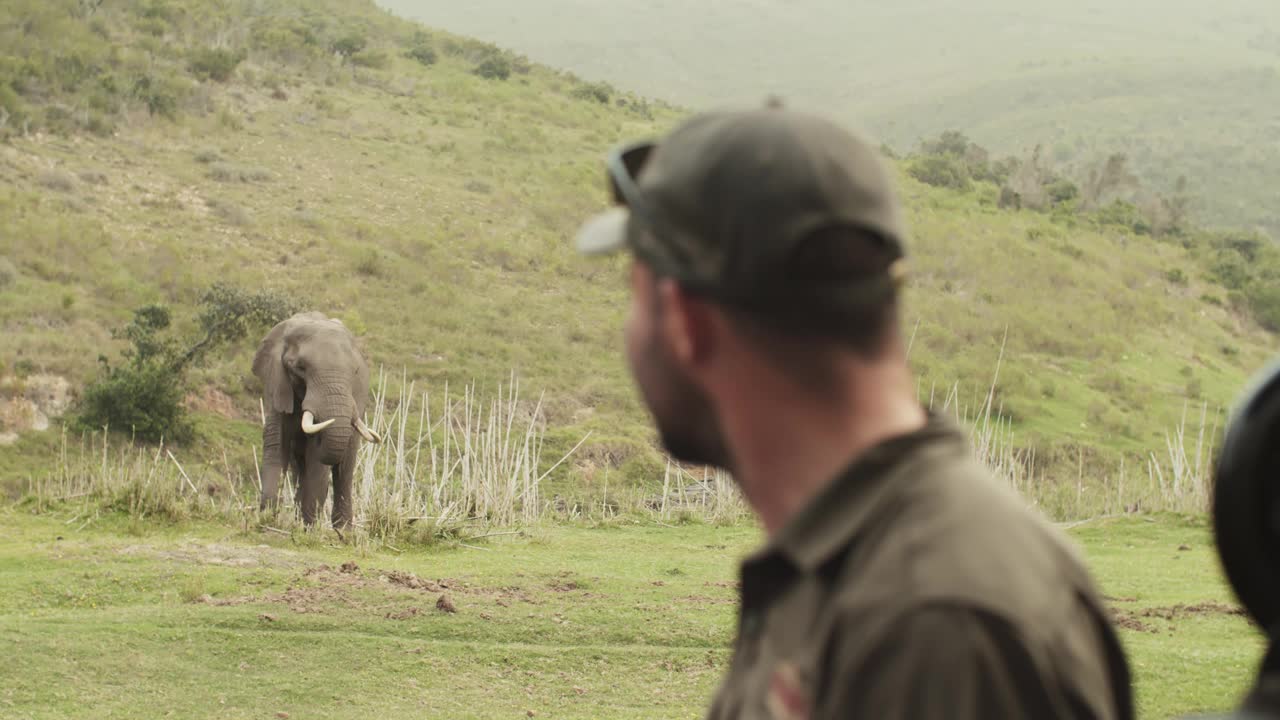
[303,377,357,466]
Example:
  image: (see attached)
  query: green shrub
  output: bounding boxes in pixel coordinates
[0,257,16,289]
[473,54,512,81]
[906,154,971,191]
[1246,283,1280,332]
[1045,179,1079,206]
[350,50,389,69]
[75,285,297,445]
[77,304,193,444]
[187,47,245,83]
[404,32,440,65]
[570,81,613,104]
[331,33,367,59]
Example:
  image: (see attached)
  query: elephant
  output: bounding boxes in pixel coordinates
[252,311,382,529]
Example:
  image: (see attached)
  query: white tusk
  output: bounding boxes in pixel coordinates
[355,417,382,444]
[300,410,335,435]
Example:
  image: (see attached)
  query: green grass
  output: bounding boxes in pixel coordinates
[0,0,1277,511]
[0,507,1266,719]
[378,0,1280,239]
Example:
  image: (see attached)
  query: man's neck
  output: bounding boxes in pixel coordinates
[717,362,927,537]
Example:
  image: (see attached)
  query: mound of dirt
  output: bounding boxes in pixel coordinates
[1107,600,1249,635]
[1138,602,1247,620]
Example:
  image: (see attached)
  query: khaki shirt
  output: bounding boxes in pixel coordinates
[705,412,1134,720]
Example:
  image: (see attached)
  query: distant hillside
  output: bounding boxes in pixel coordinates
[1,0,1276,506]
[377,0,1280,240]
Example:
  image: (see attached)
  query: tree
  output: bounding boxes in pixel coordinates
[76,283,299,443]
[1081,153,1140,211]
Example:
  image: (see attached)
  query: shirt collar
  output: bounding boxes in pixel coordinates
[747,410,970,574]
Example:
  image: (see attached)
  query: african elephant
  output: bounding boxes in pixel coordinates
[252,311,381,529]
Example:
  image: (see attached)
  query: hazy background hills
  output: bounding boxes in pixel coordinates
[377,0,1280,239]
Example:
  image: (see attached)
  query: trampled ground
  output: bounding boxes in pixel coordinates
[0,509,1265,719]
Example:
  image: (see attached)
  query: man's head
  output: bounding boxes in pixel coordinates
[575,101,911,467]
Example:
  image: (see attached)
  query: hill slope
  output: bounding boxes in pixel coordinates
[377,0,1280,239]
[0,0,1276,509]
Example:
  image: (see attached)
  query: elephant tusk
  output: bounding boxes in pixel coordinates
[355,417,382,444]
[300,410,335,434]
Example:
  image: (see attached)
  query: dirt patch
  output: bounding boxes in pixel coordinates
[183,385,241,420]
[0,374,73,437]
[548,580,581,592]
[1108,608,1158,634]
[678,594,736,607]
[1107,600,1249,634]
[384,569,443,593]
[119,542,306,570]
[1138,602,1247,620]
[386,607,422,620]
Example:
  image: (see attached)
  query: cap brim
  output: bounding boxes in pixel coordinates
[574,207,629,256]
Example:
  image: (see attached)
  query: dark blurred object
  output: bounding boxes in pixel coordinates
[1190,358,1280,718]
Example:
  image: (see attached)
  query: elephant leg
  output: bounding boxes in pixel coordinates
[331,446,357,530]
[299,439,331,527]
[258,413,284,511]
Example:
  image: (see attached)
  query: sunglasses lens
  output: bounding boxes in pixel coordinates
[608,142,655,206]
[622,143,653,177]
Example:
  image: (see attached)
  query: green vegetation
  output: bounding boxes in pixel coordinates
[378,0,1280,239]
[75,285,296,444]
[0,0,1276,515]
[0,507,1265,719]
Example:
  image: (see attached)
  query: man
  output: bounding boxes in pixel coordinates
[573,99,1134,719]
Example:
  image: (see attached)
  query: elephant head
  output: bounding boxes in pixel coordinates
[253,311,381,528]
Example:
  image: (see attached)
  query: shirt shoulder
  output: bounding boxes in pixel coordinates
[813,603,1129,720]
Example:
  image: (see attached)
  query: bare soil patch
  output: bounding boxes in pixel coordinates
[1107,600,1249,634]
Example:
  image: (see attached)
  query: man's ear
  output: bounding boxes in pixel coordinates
[656,279,713,368]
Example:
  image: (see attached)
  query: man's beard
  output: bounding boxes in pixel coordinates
[641,342,729,470]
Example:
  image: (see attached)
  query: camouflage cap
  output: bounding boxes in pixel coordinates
[575,99,909,319]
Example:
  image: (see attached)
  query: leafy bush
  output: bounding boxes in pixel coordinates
[331,33,367,59]
[76,284,298,445]
[78,304,194,443]
[1045,179,1080,206]
[907,154,971,191]
[187,47,245,83]
[1246,283,1280,332]
[0,257,17,289]
[473,54,512,80]
[570,81,613,104]
[405,35,437,66]
[350,50,389,69]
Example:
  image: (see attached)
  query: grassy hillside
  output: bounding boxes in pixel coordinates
[377,0,1280,239]
[0,0,1277,514]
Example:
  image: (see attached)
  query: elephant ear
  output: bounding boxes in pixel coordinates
[253,316,300,415]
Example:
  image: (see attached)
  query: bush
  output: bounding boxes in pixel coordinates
[187,48,245,83]
[907,154,971,191]
[78,355,194,443]
[1045,179,1079,206]
[331,33,367,59]
[405,40,437,66]
[78,304,192,443]
[76,286,298,445]
[570,81,613,104]
[350,50,389,69]
[0,257,17,289]
[473,55,512,81]
[1246,283,1280,332]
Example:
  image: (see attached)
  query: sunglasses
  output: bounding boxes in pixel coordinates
[603,140,730,298]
